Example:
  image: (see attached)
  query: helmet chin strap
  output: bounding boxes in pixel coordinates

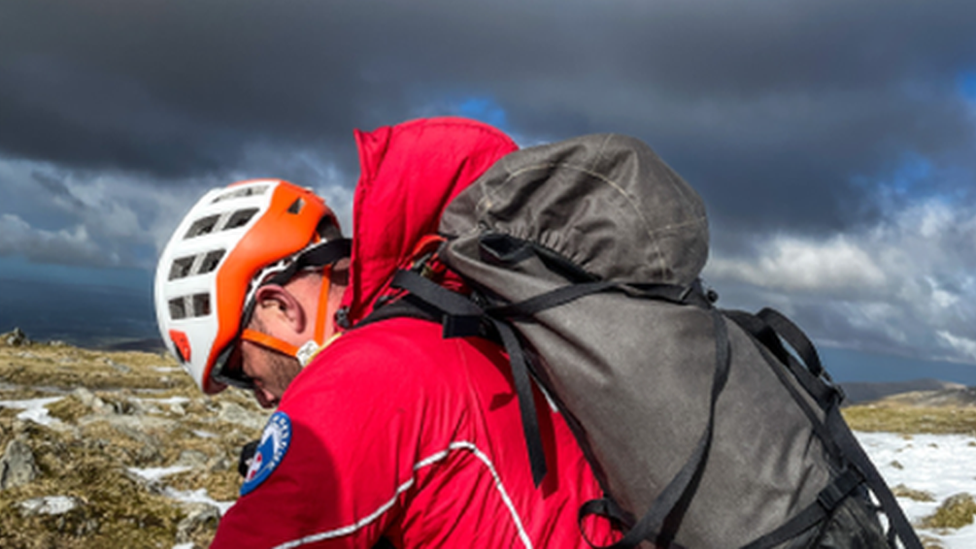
[241,266,335,368]
[298,265,333,366]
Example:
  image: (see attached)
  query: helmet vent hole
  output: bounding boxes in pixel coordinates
[169,250,226,280]
[168,293,212,319]
[169,257,195,280]
[316,215,342,241]
[169,298,188,320]
[212,184,269,203]
[199,250,225,274]
[225,208,258,230]
[287,198,304,214]
[185,215,219,238]
[192,294,211,317]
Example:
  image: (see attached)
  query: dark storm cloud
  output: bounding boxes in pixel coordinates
[2,0,976,233]
[31,170,85,210]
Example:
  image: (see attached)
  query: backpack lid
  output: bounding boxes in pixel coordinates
[440,133,709,285]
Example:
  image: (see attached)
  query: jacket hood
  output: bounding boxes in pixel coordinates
[340,117,518,326]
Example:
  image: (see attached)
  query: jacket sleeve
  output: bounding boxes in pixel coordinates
[210,330,443,548]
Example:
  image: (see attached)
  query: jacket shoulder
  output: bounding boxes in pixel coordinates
[282,317,480,410]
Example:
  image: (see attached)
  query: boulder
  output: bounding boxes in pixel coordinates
[72,387,111,414]
[102,357,132,374]
[176,502,220,544]
[18,495,98,535]
[175,449,210,469]
[217,402,268,431]
[920,492,976,529]
[0,439,39,490]
[1,327,32,347]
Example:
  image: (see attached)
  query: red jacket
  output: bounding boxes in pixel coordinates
[212,118,615,548]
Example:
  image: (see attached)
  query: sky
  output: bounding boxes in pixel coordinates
[1,0,975,382]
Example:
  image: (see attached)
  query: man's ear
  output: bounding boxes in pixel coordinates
[252,284,308,333]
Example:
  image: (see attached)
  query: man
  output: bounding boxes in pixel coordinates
[155,117,616,547]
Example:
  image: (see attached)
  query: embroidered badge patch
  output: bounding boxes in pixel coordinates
[240,411,292,496]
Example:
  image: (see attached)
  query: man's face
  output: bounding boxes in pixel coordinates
[240,338,303,408]
[225,265,347,408]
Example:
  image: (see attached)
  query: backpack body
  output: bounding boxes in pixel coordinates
[401,133,919,548]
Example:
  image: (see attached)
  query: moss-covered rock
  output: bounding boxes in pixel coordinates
[892,483,936,502]
[918,492,976,529]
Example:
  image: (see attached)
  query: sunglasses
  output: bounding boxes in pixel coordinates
[211,338,256,391]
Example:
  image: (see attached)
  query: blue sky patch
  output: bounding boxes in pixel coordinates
[957,70,976,102]
[454,96,508,130]
[888,152,933,196]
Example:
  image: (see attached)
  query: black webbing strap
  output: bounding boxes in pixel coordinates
[728,309,921,548]
[391,269,549,485]
[390,270,483,328]
[355,296,440,329]
[724,311,843,461]
[740,468,863,549]
[485,281,697,320]
[581,309,732,549]
[487,281,616,319]
[578,497,630,547]
[240,238,353,330]
[757,308,824,377]
[628,281,713,308]
[825,405,923,549]
[726,309,838,411]
[491,317,548,485]
[265,238,353,287]
[722,310,793,368]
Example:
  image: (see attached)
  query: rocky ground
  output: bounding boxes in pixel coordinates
[0,328,268,548]
[2,325,976,548]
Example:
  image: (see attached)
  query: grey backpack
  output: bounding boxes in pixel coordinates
[383,134,921,548]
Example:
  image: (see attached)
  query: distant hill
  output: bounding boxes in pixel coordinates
[840,378,967,405]
[99,337,166,353]
[874,385,976,407]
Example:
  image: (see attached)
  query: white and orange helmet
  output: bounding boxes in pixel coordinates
[154,179,349,394]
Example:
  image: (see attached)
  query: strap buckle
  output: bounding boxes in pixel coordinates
[817,468,863,512]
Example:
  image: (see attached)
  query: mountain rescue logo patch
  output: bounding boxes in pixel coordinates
[240,411,292,496]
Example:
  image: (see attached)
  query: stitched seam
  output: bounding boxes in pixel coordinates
[271,440,534,549]
[448,441,534,549]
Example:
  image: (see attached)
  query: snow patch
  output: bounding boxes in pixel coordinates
[127,465,192,483]
[163,487,234,516]
[857,431,976,548]
[136,396,191,406]
[19,496,80,516]
[0,397,64,426]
